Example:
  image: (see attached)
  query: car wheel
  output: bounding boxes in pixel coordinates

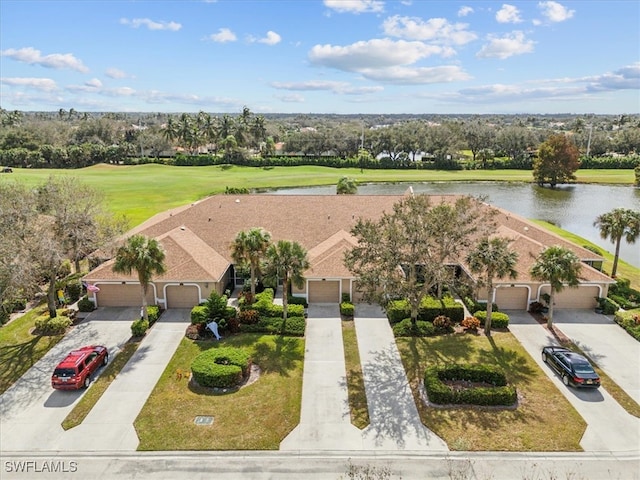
[83,376,91,389]
[562,374,570,386]
[103,353,109,365]
[542,352,547,363]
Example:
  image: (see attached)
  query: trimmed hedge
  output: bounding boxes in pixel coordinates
[473,310,510,328]
[614,310,640,341]
[288,295,309,307]
[392,318,436,337]
[131,318,149,337]
[387,296,464,323]
[252,289,304,318]
[190,305,208,325]
[147,305,160,326]
[34,315,72,335]
[424,364,517,406]
[340,302,355,317]
[463,296,499,314]
[191,347,251,389]
[238,316,306,336]
[77,295,95,312]
[596,297,619,315]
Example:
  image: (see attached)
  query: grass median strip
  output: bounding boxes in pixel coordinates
[62,340,140,430]
[342,320,370,429]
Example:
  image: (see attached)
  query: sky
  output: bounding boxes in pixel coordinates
[1,0,639,115]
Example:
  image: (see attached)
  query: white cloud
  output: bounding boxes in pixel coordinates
[275,93,305,103]
[496,4,523,23]
[208,28,237,43]
[309,38,454,72]
[476,31,534,59]
[120,18,182,31]
[582,63,640,91]
[258,31,282,45]
[0,47,89,73]
[382,15,477,45]
[105,68,127,79]
[538,1,575,22]
[271,80,384,94]
[358,65,471,84]
[458,6,474,17]
[85,78,103,88]
[0,77,58,91]
[323,0,384,14]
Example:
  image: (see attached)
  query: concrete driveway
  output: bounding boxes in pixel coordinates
[507,310,640,452]
[0,307,137,452]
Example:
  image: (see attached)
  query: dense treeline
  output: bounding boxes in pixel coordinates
[1,108,639,171]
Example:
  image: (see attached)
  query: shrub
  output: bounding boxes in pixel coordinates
[463,297,499,315]
[473,310,510,328]
[528,301,546,314]
[0,305,9,325]
[419,295,464,323]
[433,315,453,333]
[185,324,200,340]
[596,297,619,315]
[131,318,149,337]
[77,295,95,312]
[238,316,306,336]
[147,305,160,326]
[392,318,436,337]
[34,315,72,335]
[614,310,640,341]
[461,316,481,331]
[386,299,410,323]
[424,365,517,406]
[190,305,208,325]
[205,291,229,319]
[340,302,355,317]
[238,309,260,325]
[65,280,83,303]
[191,347,251,389]
[288,295,308,307]
[341,293,351,303]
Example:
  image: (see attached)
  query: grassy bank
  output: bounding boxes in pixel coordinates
[4,165,635,226]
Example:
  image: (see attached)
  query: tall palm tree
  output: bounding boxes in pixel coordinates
[263,240,310,320]
[466,237,518,335]
[231,228,272,297]
[112,235,166,322]
[594,208,640,278]
[530,246,582,328]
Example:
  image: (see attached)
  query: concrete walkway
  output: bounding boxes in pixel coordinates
[61,309,189,451]
[507,310,640,452]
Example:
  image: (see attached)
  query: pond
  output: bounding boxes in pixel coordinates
[271,182,640,268]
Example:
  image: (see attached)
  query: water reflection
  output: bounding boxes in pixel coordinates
[271,182,640,268]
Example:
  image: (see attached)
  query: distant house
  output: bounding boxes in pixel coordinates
[83,194,613,310]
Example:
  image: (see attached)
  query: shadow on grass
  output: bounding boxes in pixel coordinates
[0,334,62,394]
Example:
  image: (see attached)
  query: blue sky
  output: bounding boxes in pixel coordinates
[1,0,638,114]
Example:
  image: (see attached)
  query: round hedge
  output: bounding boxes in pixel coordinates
[191,347,251,389]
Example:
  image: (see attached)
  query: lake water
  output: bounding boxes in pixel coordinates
[271,182,640,268]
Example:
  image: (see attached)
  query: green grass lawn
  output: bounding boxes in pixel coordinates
[5,164,636,226]
[342,320,369,429]
[0,305,66,394]
[396,332,586,451]
[134,334,304,450]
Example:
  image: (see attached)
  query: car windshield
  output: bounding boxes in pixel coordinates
[573,363,595,375]
[53,368,76,377]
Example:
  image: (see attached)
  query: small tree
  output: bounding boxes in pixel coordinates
[533,134,580,187]
[112,235,166,322]
[594,208,640,278]
[466,237,518,336]
[336,176,358,195]
[263,240,309,320]
[231,228,272,297]
[530,246,582,328]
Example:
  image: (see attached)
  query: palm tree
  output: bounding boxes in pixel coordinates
[336,176,358,195]
[263,240,310,320]
[466,237,519,335]
[594,208,640,278]
[231,228,272,297]
[112,235,166,322]
[530,246,582,328]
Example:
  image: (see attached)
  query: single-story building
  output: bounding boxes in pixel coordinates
[83,193,614,310]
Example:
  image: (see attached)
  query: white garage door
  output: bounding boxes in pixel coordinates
[166,285,200,309]
[95,284,154,307]
[308,280,340,303]
[495,286,529,310]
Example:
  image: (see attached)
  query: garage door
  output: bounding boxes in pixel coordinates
[96,284,155,307]
[308,280,340,303]
[166,285,200,309]
[495,286,529,310]
[543,286,600,309]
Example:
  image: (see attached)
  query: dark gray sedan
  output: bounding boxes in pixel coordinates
[542,346,601,388]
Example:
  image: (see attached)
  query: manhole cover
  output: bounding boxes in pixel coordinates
[194,416,214,426]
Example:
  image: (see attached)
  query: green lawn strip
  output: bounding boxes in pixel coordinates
[531,219,640,290]
[134,334,304,450]
[61,340,141,430]
[0,305,66,395]
[341,320,370,429]
[9,165,635,227]
[396,332,586,451]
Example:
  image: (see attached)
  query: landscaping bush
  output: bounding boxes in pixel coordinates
[190,305,208,325]
[238,316,306,336]
[424,364,517,406]
[463,297,499,315]
[288,295,308,307]
[147,305,160,326]
[191,347,251,389]
[238,309,260,325]
[392,318,436,337]
[528,301,546,314]
[608,278,640,309]
[205,291,229,319]
[433,315,453,333]
[461,316,481,331]
[131,318,149,337]
[596,296,619,315]
[473,310,510,328]
[614,310,640,341]
[419,295,464,323]
[341,293,351,303]
[77,295,95,312]
[0,305,9,325]
[340,302,355,317]
[34,315,72,335]
[65,280,83,303]
[386,299,410,323]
